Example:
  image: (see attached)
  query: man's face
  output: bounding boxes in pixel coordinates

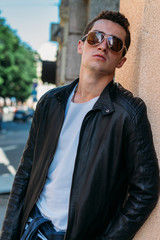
[78,19,127,77]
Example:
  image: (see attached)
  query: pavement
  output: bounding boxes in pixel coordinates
[0,175,23,233]
[0,194,9,232]
[0,166,14,232]
[0,113,15,232]
[0,112,32,232]
[0,174,15,194]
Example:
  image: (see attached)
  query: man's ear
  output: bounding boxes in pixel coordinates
[116,57,127,69]
[77,40,83,55]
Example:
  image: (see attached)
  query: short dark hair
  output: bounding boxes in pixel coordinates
[83,10,131,56]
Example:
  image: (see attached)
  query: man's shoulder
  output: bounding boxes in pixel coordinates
[37,85,67,105]
[112,82,146,116]
[42,85,64,99]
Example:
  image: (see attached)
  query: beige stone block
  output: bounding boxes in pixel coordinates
[116,0,145,94]
[134,201,160,240]
[118,0,160,156]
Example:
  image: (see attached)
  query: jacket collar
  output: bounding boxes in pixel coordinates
[54,79,79,109]
[93,80,115,116]
[54,78,115,116]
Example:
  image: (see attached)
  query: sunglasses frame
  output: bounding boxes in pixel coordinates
[82,31,127,54]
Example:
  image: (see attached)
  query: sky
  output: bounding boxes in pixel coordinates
[0,0,61,61]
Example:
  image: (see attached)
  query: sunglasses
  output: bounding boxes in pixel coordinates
[82,31,127,54]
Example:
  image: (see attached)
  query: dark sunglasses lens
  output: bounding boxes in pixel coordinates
[108,36,123,52]
[87,32,103,45]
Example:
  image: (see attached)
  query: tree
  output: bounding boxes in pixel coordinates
[0,14,37,102]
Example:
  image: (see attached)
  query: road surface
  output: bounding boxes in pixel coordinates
[0,114,31,231]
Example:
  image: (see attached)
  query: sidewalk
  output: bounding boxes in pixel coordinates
[0,174,14,231]
[0,194,9,232]
[0,113,15,232]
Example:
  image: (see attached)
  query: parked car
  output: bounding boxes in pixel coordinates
[13,108,34,122]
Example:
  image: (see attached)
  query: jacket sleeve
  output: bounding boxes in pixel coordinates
[0,105,40,240]
[98,101,160,240]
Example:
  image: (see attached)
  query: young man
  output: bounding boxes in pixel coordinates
[1,10,159,240]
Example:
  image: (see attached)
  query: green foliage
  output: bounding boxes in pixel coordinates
[0,14,37,102]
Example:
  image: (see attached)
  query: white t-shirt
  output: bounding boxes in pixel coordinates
[37,87,99,231]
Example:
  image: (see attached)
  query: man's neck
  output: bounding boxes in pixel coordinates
[73,68,114,103]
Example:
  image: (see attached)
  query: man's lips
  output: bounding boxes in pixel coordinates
[93,54,106,61]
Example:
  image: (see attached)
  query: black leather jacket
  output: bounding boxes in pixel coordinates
[1,79,159,240]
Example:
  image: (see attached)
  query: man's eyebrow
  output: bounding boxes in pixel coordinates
[92,30,105,34]
[92,30,114,36]
[92,30,121,39]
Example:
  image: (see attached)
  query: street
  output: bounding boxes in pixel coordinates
[0,119,31,176]
[0,113,31,231]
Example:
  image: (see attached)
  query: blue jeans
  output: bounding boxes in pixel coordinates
[20,205,65,240]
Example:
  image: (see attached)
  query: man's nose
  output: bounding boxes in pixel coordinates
[97,39,108,52]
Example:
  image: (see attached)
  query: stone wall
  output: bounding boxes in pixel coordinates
[65,0,88,82]
[89,0,119,20]
[116,0,160,238]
